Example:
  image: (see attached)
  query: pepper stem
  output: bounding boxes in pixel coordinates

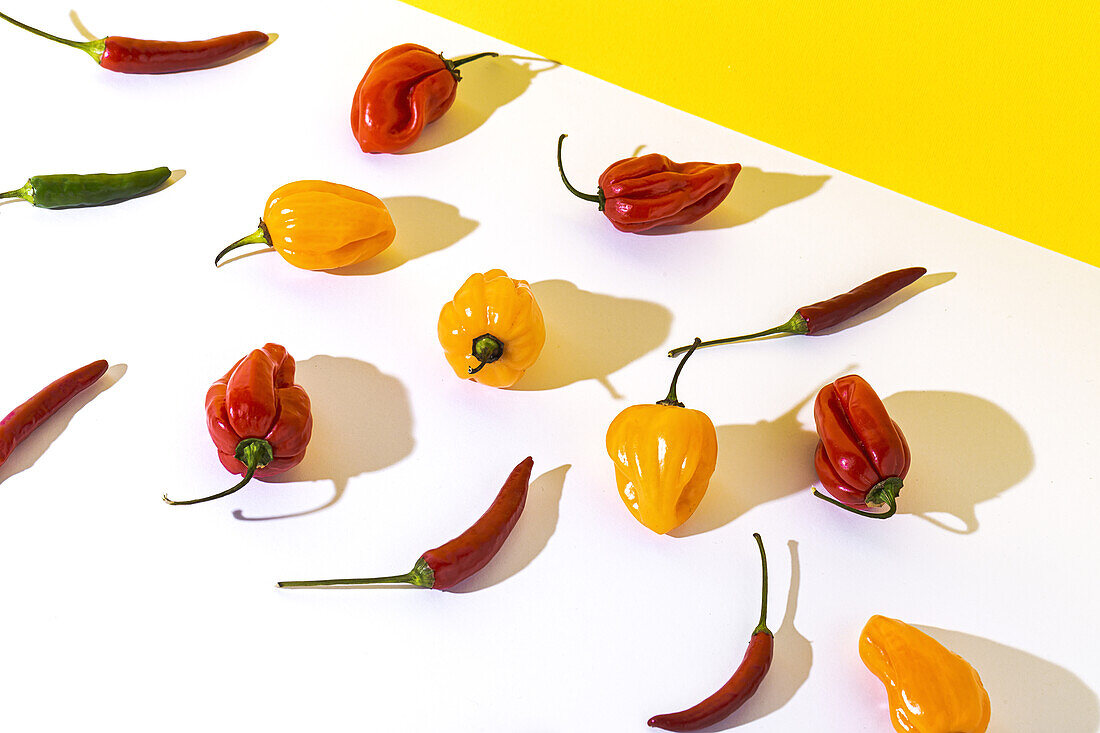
[812,477,902,519]
[277,557,436,589]
[0,10,104,62]
[668,313,809,357]
[657,338,701,407]
[557,134,605,210]
[448,51,498,68]
[163,438,274,506]
[752,532,771,636]
[215,220,272,266]
[468,333,505,375]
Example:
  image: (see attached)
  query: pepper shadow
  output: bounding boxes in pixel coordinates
[883,391,1032,533]
[451,464,570,593]
[233,356,413,521]
[399,55,560,154]
[643,167,830,234]
[327,196,478,276]
[671,386,824,537]
[913,625,1098,733]
[695,540,812,731]
[0,363,125,485]
[513,280,672,397]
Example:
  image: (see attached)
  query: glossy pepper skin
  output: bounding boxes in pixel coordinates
[438,269,546,388]
[0,167,171,209]
[0,11,269,74]
[860,615,990,733]
[812,375,910,519]
[557,134,741,232]
[606,340,718,534]
[352,44,498,153]
[278,457,534,591]
[215,181,396,270]
[164,344,312,505]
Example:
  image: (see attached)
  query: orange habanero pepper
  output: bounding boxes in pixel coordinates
[860,615,991,733]
[215,180,396,270]
[605,340,718,534]
[437,270,546,389]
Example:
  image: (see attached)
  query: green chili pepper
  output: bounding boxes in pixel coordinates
[0,167,172,209]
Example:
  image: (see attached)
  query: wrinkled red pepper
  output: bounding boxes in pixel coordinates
[164,343,312,505]
[557,134,741,232]
[351,43,498,154]
[812,375,910,519]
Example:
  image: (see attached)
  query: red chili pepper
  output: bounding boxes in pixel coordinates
[351,44,498,154]
[0,360,108,469]
[669,267,927,357]
[557,134,741,232]
[812,375,910,519]
[648,533,773,731]
[163,344,312,506]
[0,11,269,74]
[277,457,534,591]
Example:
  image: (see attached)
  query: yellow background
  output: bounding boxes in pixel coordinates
[404,1,1098,267]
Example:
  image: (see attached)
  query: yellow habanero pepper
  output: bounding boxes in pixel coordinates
[215,180,396,270]
[605,339,717,534]
[860,615,991,733]
[437,269,546,388]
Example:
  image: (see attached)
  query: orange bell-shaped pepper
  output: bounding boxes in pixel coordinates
[437,269,546,388]
[860,615,991,733]
[215,180,396,270]
[605,340,718,534]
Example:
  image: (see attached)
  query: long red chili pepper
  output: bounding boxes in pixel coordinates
[668,267,927,357]
[277,457,534,591]
[0,360,108,469]
[0,11,269,74]
[648,533,773,731]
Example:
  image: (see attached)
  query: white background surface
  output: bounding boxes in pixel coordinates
[1,1,1098,731]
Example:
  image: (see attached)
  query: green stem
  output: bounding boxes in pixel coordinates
[277,557,436,589]
[468,333,504,375]
[812,478,900,519]
[163,438,273,506]
[448,51,498,68]
[667,313,808,357]
[0,189,22,200]
[657,338,701,407]
[752,532,771,636]
[215,220,271,266]
[0,10,104,62]
[557,134,605,209]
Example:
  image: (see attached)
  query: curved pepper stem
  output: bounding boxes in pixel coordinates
[277,557,436,589]
[812,476,902,519]
[163,438,274,505]
[0,184,28,202]
[442,50,503,79]
[657,338,701,407]
[557,134,606,210]
[0,11,105,63]
[215,219,272,266]
[752,532,772,636]
[468,333,505,374]
[668,313,810,357]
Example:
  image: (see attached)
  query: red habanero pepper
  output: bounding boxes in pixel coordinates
[163,344,312,506]
[668,267,927,356]
[812,375,911,519]
[351,44,499,153]
[278,457,534,591]
[0,11,269,74]
[649,533,773,731]
[0,360,108,469]
[557,134,741,233]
